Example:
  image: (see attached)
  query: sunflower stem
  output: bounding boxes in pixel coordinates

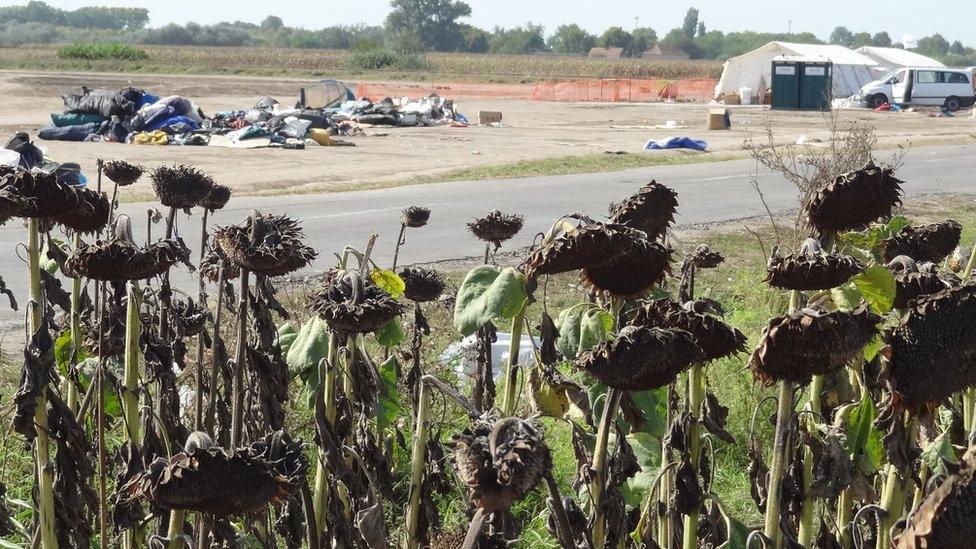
[681,363,705,549]
[230,269,250,447]
[122,281,142,443]
[205,262,227,434]
[877,416,916,548]
[194,208,209,431]
[589,386,622,548]
[543,471,576,549]
[392,222,406,271]
[659,382,673,548]
[837,487,854,548]
[66,231,83,413]
[763,380,795,548]
[313,336,340,538]
[165,510,185,549]
[405,377,431,549]
[28,219,57,549]
[798,373,825,547]
[500,303,527,417]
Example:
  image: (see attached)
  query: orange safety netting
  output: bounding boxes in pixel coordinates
[356,78,718,103]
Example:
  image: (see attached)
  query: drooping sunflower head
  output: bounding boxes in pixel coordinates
[448,415,550,513]
[312,269,404,335]
[0,169,109,233]
[214,211,317,277]
[609,180,679,240]
[577,325,703,391]
[199,184,232,212]
[887,256,953,309]
[749,306,881,387]
[882,220,962,264]
[399,266,446,303]
[401,205,431,228]
[580,237,673,297]
[629,299,747,363]
[64,215,191,281]
[172,298,210,338]
[896,447,976,548]
[523,222,644,279]
[150,165,215,209]
[804,161,904,234]
[467,210,524,249]
[764,239,864,291]
[200,244,241,282]
[685,244,725,269]
[102,161,144,187]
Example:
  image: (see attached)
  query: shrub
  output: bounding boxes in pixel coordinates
[57,42,149,61]
[346,48,427,71]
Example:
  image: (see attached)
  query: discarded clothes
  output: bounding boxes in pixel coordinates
[51,113,106,127]
[643,136,708,152]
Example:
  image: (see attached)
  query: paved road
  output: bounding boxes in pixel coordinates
[1,143,973,328]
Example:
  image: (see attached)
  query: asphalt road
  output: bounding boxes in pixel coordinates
[1,143,973,329]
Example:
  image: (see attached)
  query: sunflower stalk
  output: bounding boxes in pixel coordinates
[66,231,83,413]
[230,268,250,447]
[205,261,227,434]
[877,416,917,548]
[122,281,142,443]
[797,373,825,546]
[405,376,431,549]
[312,337,340,537]
[681,362,705,549]
[589,386,622,548]
[500,301,527,416]
[194,208,209,431]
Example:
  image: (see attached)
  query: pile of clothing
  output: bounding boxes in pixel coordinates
[329,94,468,127]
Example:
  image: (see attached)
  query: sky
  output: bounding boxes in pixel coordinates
[26,0,976,45]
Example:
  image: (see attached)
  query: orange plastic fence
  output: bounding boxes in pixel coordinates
[356,78,717,103]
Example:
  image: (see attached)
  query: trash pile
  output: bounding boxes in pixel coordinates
[39,80,468,149]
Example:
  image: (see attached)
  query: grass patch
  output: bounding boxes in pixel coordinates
[57,42,149,61]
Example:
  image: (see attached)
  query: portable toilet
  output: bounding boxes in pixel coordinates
[771,58,832,111]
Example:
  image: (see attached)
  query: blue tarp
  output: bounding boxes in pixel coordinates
[643,136,708,151]
[145,115,200,133]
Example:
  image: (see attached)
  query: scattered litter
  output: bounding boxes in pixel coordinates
[644,136,708,152]
[796,134,807,145]
[441,333,536,385]
[604,150,629,155]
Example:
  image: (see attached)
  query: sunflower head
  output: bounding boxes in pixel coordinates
[214,211,317,277]
[150,165,215,209]
[764,239,864,291]
[401,205,431,228]
[804,161,903,234]
[609,180,679,240]
[199,184,232,212]
[312,270,404,335]
[200,244,241,282]
[523,222,644,280]
[103,161,144,187]
[581,237,673,297]
[897,447,976,548]
[467,210,524,249]
[448,415,550,513]
[64,215,191,281]
[887,256,953,309]
[686,244,725,269]
[882,220,962,264]
[399,266,446,303]
[629,299,747,362]
[577,325,703,391]
[0,170,109,233]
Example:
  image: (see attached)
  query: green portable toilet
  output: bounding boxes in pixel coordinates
[771,59,833,111]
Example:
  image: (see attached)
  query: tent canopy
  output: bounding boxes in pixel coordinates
[855,46,945,71]
[715,41,880,100]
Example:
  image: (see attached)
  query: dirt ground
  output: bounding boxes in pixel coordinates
[2,69,975,196]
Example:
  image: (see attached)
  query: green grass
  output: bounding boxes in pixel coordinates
[57,42,149,61]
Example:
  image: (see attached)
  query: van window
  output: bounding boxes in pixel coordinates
[943,71,969,84]
[917,71,938,84]
[891,70,905,84]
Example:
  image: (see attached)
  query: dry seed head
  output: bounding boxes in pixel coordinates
[398,266,446,303]
[467,210,524,248]
[896,447,976,548]
[629,299,747,362]
[102,161,144,187]
[150,164,215,209]
[199,184,231,212]
[887,256,953,309]
[609,180,679,240]
[312,270,404,335]
[214,211,317,277]
[65,216,191,281]
[448,416,550,513]
[200,244,240,282]
[749,306,881,386]
[805,160,904,234]
[686,244,725,269]
[0,169,109,233]
[581,237,673,297]
[882,220,962,264]
[401,205,430,228]
[577,325,703,391]
[764,239,864,291]
[523,222,644,280]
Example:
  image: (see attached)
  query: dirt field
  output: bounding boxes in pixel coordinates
[2,69,975,197]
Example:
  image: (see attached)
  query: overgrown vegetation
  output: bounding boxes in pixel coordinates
[56,42,149,61]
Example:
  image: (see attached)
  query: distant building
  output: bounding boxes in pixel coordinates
[588,47,625,59]
[642,44,690,60]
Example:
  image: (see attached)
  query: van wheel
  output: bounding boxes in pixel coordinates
[868,94,888,108]
[945,96,961,112]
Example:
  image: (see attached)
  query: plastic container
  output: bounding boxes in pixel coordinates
[739,87,753,105]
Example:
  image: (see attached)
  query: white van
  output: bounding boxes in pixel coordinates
[855,67,976,111]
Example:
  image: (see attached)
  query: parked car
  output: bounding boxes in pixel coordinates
[855,67,976,111]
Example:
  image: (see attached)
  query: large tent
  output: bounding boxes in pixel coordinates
[715,41,880,101]
[855,46,945,72]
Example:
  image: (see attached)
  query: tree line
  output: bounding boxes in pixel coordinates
[2,0,974,66]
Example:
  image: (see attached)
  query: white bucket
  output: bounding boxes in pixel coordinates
[739,87,753,105]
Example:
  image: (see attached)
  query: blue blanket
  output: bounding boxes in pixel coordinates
[643,136,708,151]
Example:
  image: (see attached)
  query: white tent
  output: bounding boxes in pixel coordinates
[855,46,945,72]
[715,41,880,101]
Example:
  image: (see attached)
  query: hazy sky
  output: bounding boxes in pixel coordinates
[27,0,976,44]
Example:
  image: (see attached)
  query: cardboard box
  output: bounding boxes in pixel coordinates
[479,111,503,124]
[722,93,740,105]
[707,108,730,130]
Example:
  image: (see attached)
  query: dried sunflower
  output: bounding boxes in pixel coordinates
[882,220,962,264]
[0,187,29,223]
[896,447,976,548]
[467,210,524,249]
[523,223,643,280]
[686,244,724,269]
[448,416,550,513]
[749,306,881,386]
[200,244,240,282]
[65,219,191,281]
[102,161,144,187]
[629,299,747,362]
[172,298,210,338]
[887,256,953,309]
[312,270,404,335]
[199,184,231,212]
[214,211,317,277]
[399,267,446,303]
[581,238,673,297]
[401,205,430,228]
[150,165,214,209]
[609,180,678,240]
[0,169,109,233]
[885,283,976,412]
[577,325,703,391]
[764,239,864,291]
[805,161,904,234]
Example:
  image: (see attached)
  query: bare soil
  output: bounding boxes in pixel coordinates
[3,69,975,197]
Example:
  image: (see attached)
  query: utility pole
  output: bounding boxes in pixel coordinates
[788,20,792,36]
[635,16,639,30]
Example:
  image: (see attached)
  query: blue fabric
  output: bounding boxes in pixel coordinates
[145,115,200,132]
[38,122,104,141]
[137,93,160,109]
[643,136,708,151]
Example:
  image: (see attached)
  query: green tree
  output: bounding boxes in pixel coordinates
[548,24,596,55]
[661,28,701,58]
[950,40,966,55]
[385,0,471,51]
[489,24,546,54]
[852,31,872,47]
[829,26,854,47]
[696,21,706,38]
[460,25,490,53]
[917,33,950,56]
[261,15,284,31]
[599,26,633,51]
[630,27,658,56]
[870,32,892,47]
[682,7,699,38]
